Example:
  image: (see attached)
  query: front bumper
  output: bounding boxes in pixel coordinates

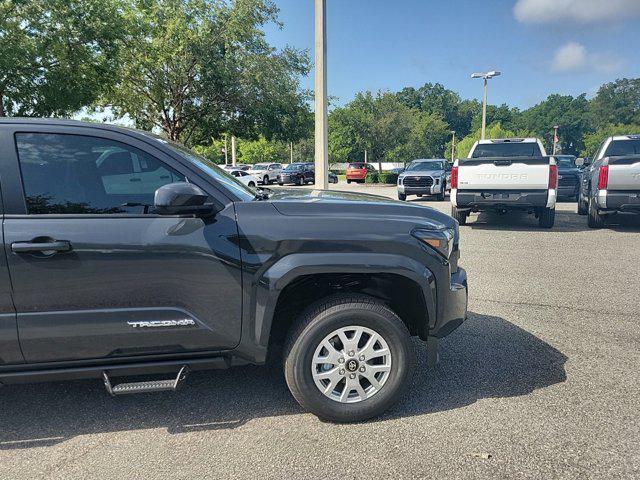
[397,183,443,195]
[430,267,468,338]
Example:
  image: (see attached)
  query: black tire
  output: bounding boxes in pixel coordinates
[588,197,605,228]
[248,181,256,188]
[416,194,422,198]
[347,179,352,184]
[451,206,468,225]
[398,193,407,201]
[263,175,270,185]
[297,176,304,186]
[283,294,415,423]
[436,189,446,201]
[278,182,284,186]
[577,196,588,215]
[538,207,555,228]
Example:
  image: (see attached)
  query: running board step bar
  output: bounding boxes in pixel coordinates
[103,366,188,396]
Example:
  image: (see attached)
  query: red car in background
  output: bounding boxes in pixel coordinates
[346,162,377,183]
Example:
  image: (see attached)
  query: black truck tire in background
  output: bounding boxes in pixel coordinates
[451,206,468,225]
[283,294,415,423]
[588,197,606,229]
[538,207,555,228]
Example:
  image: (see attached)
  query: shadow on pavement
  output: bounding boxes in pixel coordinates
[0,312,566,448]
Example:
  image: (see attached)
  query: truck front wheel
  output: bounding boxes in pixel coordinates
[283,294,415,423]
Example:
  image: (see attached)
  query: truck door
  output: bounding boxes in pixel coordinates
[1,126,243,364]
[0,194,23,364]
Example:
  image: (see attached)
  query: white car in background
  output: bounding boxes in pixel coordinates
[248,162,283,185]
[228,169,259,188]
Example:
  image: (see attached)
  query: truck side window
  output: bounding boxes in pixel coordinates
[15,133,185,215]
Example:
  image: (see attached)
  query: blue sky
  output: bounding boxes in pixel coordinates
[263,0,640,110]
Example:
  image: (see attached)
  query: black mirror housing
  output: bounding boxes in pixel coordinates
[154,182,214,216]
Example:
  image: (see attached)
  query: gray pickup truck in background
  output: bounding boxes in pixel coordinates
[579,135,640,228]
[397,159,449,201]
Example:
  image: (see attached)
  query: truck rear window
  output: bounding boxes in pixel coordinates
[471,143,542,158]
[604,140,640,157]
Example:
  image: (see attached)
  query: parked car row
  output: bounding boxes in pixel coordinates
[448,135,640,229]
[221,162,337,186]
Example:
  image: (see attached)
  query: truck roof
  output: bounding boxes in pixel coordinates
[610,135,640,141]
[476,138,540,144]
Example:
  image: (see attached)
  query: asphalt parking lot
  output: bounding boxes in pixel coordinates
[1,182,639,479]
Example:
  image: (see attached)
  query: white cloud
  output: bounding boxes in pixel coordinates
[514,0,640,24]
[551,42,624,73]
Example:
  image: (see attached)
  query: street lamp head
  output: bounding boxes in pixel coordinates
[472,71,502,79]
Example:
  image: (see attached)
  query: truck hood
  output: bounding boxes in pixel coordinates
[399,170,443,178]
[268,188,455,229]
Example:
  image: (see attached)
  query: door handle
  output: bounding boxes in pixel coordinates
[11,240,72,254]
[129,178,142,182]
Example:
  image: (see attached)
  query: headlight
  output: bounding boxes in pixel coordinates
[412,227,456,259]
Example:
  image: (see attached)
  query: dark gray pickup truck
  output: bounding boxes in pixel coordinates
[0,119,468,422]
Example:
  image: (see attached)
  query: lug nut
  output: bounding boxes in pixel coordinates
[359,366,366,372]
[339,369,345,375]
[348,350,355,357]
[338,358,345,364]
[359,355,365,361]
[349,373,356,379]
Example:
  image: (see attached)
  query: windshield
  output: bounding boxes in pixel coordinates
[604,139,640,157]
[285,163,305,171]
[250,163,269,169]
[555,156,576,168]
[472,142,542,158]
[160,140,256,201]
[406,160,444,171]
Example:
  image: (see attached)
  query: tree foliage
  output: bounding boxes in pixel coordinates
[589,79,640,129]
[328,91,449,166]
[107,0,310,143]
[454,123,533,159]
[0,0,128,117]
[581,123,640,158]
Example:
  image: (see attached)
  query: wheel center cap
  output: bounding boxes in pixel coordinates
[345,359,359,372]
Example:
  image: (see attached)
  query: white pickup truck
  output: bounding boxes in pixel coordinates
[579,134,640,228]
[450,138,557,228]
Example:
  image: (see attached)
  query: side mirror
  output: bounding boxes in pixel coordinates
[154,182,214,216]
[575,158,585,167]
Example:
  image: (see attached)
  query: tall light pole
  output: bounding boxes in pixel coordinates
[552,125,559,155]
[314,0,328,189]
[450,130,456,163]
[471,71,501,140]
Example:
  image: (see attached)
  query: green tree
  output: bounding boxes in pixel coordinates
[581,123,640,158]
[107,0,310,143]
[454,123,532,159]
[0,0,128,117]
[589,78,640,129]
[237,136,287,164]
[517,94,591,155]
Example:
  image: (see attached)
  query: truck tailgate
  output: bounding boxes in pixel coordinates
[458,157,550,190]
[607,156,640,191]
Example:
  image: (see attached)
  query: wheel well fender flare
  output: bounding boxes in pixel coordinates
[251,253,437,347]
